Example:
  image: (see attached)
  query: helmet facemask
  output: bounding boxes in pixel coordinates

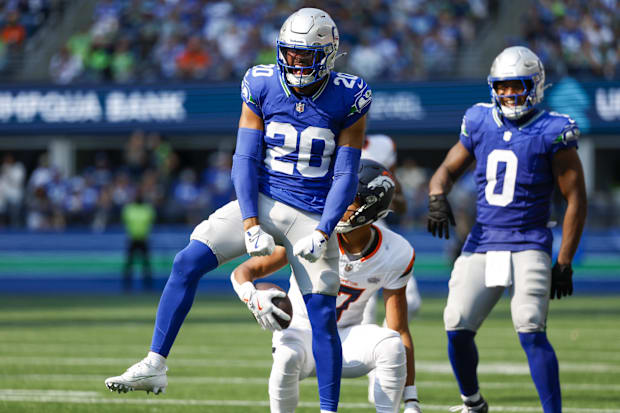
[277,43,331,87]
[334,197,389,234]
[489,78,536,120]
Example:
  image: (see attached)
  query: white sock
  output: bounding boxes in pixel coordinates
[461,391,481,404]
[147,351,166,367]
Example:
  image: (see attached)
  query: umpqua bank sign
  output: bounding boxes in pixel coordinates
[0,80,618,135]
[0,87,188,133]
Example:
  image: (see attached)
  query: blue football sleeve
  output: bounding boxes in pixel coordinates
[231,127,264,220]
[316,146,361,236]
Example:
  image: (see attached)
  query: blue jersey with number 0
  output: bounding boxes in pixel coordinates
[459,103,579,254]
[241,64,371,214]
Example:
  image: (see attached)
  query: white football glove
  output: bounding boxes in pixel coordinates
[230,275,291,332]
[244,225,275,257]
[404,401,422,413]
[293,230,328,263]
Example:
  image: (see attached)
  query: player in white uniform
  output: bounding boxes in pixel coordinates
[361,134,422,324]
[232,160,421,413]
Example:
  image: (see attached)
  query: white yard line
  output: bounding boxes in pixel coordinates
[1,356,618,374]
[3,374,620,392]
[3,341,620,360]
[0,389,616,413]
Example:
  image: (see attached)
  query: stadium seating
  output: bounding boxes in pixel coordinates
[49,0,499,83]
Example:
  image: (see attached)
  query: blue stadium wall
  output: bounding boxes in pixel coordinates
[1,228,618,295]
[0,78,618,135]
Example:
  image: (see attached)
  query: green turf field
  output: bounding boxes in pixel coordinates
[1,294,619,412]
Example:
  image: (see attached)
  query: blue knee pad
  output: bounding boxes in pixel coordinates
[447,330,479,397]
[304,293,341,412]
[519,332,561,413]
[151,240,218,356]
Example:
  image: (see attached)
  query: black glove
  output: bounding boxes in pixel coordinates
[550,262,573,299]
[427,194,456,239]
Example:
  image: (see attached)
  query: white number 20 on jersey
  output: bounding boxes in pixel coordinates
[265,121,336,178]
[485,149,518,207]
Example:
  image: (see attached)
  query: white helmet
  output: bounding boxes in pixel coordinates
[487,46,546,120]
[277,8,339,88]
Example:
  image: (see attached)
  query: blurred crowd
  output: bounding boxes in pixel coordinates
[48,0,497,84]
[3,1,618,83]
[2,135,619,232]
[0,0,65,74]
[0,132,237,231]
[516,0,619,79]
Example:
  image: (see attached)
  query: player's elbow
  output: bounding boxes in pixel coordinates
[566,189,588,224]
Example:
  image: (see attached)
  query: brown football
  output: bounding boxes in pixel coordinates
[255,282,293,329]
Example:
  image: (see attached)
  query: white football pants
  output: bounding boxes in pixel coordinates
[190,193,340,296]
[444,250,552,333]
[269,324,406,413]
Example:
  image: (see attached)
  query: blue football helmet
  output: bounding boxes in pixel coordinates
[276,8,339,88]
[487,46,546,120]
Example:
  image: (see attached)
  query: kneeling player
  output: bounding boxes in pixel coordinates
[231,160,422,413]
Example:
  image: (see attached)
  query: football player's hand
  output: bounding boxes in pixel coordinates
[244,225,275,257]
[293,231,328,263]
[550,262,573,299]
[243,286,291,331]
[427,194,456,239]
[404,400,422,413]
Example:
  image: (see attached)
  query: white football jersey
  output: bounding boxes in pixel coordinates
[287,224,415,329]
[361,134,397,170]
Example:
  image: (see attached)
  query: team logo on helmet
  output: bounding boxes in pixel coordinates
[367,174,395,193]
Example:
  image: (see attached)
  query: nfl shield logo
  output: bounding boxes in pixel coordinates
[295,102,305,113]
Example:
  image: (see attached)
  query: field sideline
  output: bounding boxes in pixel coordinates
[1,294,619,412]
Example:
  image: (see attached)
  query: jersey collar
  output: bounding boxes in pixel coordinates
[492,107,503,128]
[278,72,330,101]
[493,107,546,130]
[278,73,291,97]
[311,72,330,101]
[516,109,545,130]
[337,225,383,262]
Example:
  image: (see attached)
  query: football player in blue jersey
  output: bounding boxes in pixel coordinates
[105,8,371,413]
[427,46,587,413]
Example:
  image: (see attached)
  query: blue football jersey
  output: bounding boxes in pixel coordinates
[241,64,372,214]
[459,103,579,254]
